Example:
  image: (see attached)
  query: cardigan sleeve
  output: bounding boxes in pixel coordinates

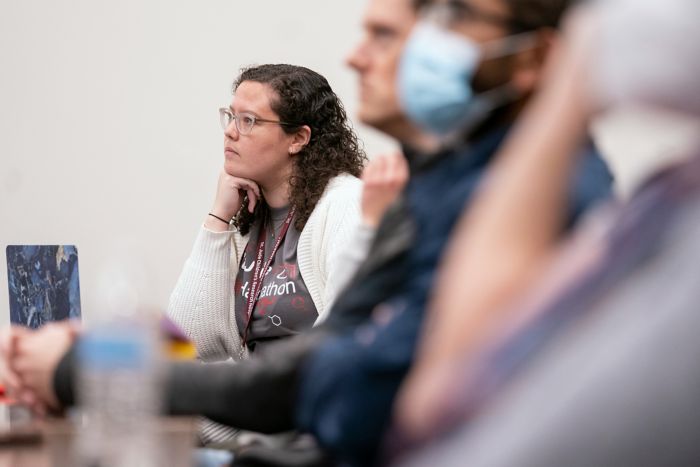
[316,178,366,321]
[167,226,247,362]
[328,223,376,300]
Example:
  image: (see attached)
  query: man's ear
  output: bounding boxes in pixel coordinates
[289,125,311,155]
[511,29,557,94]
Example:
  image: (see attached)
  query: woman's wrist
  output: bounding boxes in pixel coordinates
[204,212,232,232]
[208,212,231,226]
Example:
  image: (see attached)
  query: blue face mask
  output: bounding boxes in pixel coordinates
[398,21,533,137]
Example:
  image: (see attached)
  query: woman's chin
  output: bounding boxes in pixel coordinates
[223,163,246,178]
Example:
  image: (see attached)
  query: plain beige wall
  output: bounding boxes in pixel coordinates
[0,0,398,325]
[1,1,698,327]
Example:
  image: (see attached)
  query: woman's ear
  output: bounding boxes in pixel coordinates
[289,125,311,155]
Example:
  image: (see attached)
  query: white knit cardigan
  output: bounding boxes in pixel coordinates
[167,174,367,362]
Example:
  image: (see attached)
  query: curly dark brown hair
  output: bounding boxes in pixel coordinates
[231,64,367,235]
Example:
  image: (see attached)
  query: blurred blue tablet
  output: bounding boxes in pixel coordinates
[6,245,81,328]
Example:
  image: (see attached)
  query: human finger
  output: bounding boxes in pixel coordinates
[3,333,25,392]
[387,152,410,187]
[364,155,387,185]
[232,177,261,199]
[246,188,258,213]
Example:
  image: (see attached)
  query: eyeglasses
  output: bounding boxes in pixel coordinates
[219,107,297,135]
[423,1,517,31]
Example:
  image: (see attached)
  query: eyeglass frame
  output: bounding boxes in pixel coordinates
[219,107,300,135]
[422,0,531,33]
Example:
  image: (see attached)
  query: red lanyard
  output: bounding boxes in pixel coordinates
[240,206,296,353]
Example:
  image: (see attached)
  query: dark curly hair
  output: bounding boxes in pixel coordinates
[231,64,367,235]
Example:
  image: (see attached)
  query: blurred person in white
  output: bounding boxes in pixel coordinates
[392,0,700,465]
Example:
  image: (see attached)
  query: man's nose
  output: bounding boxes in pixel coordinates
[346,41,369,71]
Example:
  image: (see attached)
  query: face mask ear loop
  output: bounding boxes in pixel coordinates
[438,83,522,148]
[475,83,522,111]
[480,30,540,60]
[474,29,545,114]
[437,32,542,145]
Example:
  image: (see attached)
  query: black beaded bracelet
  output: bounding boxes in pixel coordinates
[208,213,231,225]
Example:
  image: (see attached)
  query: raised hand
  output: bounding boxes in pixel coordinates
[360,152,409,228]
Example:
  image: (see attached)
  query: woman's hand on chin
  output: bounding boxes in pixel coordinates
[206,171,261,231]
[215,170,261,216]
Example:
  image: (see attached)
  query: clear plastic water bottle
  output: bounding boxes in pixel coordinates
[75,256,164,467]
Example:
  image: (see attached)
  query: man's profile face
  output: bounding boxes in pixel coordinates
[346,0,417,134]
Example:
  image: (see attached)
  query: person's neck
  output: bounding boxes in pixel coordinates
[261,179,291,209]
[466,99,525,143]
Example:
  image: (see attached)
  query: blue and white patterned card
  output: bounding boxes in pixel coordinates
[6,245,81,329]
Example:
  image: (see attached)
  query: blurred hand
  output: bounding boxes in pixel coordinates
[537,5,600,117]
[211,170,261,221]
[11,321,80,414]
[361,153,409,227]
[0,326,29,397]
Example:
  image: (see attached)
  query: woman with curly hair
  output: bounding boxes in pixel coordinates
[168,64,366,366]
[168,63,367,443]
